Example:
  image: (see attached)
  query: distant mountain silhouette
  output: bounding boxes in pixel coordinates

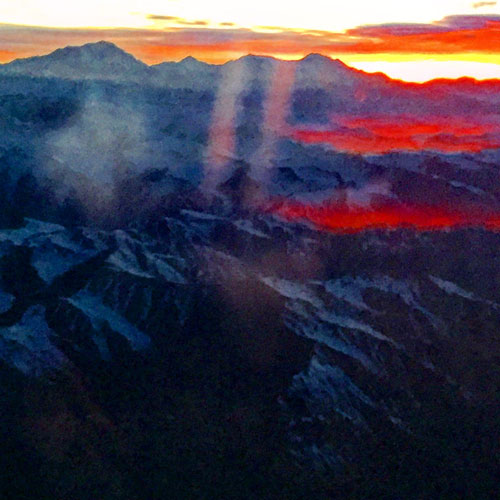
[152,54,220,88]
[0,38,500,500]
[0,41,151,82]
[0,41,381,87]
[2,40,500,92]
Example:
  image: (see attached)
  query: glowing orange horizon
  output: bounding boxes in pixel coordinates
[2,13,500,81]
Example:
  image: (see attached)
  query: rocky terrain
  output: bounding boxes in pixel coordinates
[0,42,499,499]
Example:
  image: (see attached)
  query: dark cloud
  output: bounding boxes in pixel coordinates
[147,15,209,25]
[347,23,448,37]
[327,14,500,55]
[440,14,500,28]
[147,15,178,21]
[348,14,500,37]
[178,20,209,26]
[472,1,497,8]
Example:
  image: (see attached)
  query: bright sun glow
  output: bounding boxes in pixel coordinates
[348,60,500,81]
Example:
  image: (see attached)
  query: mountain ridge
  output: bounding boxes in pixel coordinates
[0,39,499,499]
[2,40,500,87]
[1,40,150,82]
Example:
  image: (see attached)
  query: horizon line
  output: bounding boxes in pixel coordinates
[3,39,500,86]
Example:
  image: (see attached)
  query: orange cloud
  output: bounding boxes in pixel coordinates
[333,16,500,55]
[2,15,500,75]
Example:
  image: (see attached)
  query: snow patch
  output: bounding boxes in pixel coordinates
[448,180,485,196]
[0,219,99,283]
[181,209,224,221]
[0,218,65,245]
[0,289,14,314]
[233,219,270,239]
[292,353,375,423]
[67,291,151,350]
[107,230,186,284]
[285,315,377,372]
[429,275,475,300]
[317,311,399,346]
[317,278,372,311]
[32,244,97,283]
[261,277,323,308]
[0,306,67,375]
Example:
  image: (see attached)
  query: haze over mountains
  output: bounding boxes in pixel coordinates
[3,40,500,86]
[0,41,368,84]
[5,41,500,158]
[0,40,499,499]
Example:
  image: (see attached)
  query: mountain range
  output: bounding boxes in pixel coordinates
[3,40,500,90]
[0,41,365,84]
[0,41,499,499]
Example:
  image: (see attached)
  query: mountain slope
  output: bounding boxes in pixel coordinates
[0,41,151,82]
[152,56,221,89]
[0,40,499,499]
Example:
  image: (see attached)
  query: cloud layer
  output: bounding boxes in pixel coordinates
[1,13,500,67]
[268,200,500,233]
[292,115,500,154]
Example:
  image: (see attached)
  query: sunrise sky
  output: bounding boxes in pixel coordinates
[1,0,500,81]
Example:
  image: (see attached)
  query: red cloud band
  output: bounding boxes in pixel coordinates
[292,115,500,154]
[268,200,500,233]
